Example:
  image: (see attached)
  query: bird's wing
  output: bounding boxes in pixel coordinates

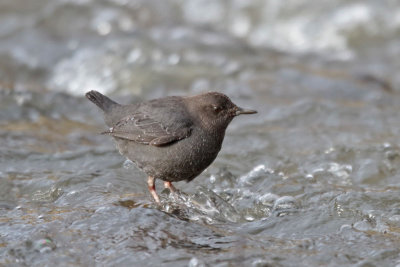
[102,108,192,147]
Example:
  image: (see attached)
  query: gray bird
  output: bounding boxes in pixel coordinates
[86,90,257,203]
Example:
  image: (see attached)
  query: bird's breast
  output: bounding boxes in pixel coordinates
[113,127,225,182]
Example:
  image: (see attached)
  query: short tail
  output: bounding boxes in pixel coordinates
[85,90,119,112]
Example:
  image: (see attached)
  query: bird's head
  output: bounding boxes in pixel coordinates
[186,92,257,132]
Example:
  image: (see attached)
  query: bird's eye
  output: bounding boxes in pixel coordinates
[212,105,222,113]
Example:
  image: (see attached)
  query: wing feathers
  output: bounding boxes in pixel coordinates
[102,112,192,146]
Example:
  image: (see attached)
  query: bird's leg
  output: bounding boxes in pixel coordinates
[164,181,176,193]
[147,176,160,203]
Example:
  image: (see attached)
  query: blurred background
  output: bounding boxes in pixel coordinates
[1,0,400,266]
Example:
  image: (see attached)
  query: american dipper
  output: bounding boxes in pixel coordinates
[86,90,257,203]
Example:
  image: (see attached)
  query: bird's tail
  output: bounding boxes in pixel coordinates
[85,90,119,112]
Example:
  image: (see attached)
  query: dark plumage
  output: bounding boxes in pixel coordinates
[86,90,257,202]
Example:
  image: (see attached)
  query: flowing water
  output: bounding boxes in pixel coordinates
[1,0,400,266]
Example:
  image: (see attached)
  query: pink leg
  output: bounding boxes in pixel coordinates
[164,181,176,193]
[147,176,160,203]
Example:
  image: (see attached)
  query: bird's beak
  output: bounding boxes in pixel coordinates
[235,106,257,116]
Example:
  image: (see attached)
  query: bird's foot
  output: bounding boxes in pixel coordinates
[164,181,177,193]
[147,176,160,203]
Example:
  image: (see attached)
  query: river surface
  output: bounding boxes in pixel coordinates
[1,0,400,266]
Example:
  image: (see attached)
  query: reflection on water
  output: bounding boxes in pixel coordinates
[1,0,400,266]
